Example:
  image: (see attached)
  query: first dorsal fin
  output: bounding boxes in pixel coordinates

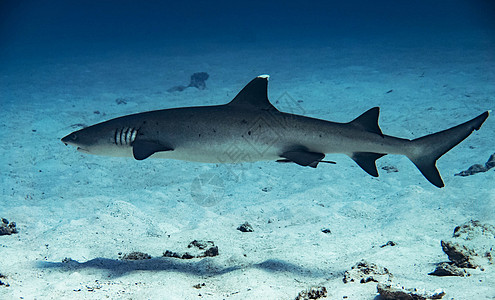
[349,107,383,137]
[227,75,278,111]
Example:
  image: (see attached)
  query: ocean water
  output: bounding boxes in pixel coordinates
[1,1,494,299]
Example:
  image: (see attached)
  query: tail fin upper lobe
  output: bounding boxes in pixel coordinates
[407,111,489,188]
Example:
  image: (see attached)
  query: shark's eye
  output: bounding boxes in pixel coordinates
[70,134,78,141]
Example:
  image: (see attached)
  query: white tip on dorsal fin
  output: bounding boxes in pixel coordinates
[226,75,277,111]
[257,74,270,79]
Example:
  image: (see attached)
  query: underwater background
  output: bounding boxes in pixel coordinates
[1,0,494,299]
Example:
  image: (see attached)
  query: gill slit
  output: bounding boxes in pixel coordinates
[124,128,130,144]
[119,129,124,145]
[114,127,139,146]
[114,129,119,145]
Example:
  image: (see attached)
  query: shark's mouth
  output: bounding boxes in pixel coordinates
[76,147,90,153]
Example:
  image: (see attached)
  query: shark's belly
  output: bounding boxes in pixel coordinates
[151,139,282,163]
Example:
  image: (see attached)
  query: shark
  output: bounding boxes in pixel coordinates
[61,75,489,187]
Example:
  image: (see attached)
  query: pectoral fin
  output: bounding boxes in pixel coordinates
[280,150,326,168]
[132,140,173,160]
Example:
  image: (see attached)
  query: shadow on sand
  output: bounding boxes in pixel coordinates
[37,257,340,279]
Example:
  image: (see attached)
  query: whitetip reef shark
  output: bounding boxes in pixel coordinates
[62,75,489,187]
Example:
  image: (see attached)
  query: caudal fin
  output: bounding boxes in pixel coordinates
[407,111,489,188]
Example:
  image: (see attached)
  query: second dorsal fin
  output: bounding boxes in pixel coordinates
[227,75,278,111]
[349,107,383,136]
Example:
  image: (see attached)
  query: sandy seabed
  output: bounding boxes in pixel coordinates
[1,37,494,299]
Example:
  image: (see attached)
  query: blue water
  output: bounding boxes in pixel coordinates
[2,0,494,60]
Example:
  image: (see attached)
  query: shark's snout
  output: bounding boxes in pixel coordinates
[61,133,91,153]
[61,132,79,146]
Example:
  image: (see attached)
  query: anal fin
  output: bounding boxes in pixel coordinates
[351,152,386,177]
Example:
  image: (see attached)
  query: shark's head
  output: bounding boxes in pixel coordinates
[61,129,94,154]
[61,123,135,156]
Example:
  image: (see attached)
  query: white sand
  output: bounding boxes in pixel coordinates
[1,35,494,299]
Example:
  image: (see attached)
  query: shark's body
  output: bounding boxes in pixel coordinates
[62,75,489,187]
